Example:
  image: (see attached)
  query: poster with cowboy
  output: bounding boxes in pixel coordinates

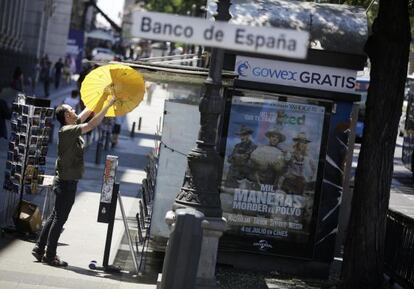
[220,95,326,244]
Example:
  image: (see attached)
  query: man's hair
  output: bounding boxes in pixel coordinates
[55,105,68,126]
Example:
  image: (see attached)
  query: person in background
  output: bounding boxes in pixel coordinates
[63,90,80,113]
[40,61,52,97]
[31,95,116,267]
[111,116,125,148]
[11,67,24,92]
[54,58,64,89]
[30,60,41,94]
[62,59,71,85]
[0,88,12,139]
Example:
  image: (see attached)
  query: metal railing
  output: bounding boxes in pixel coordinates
[385,209,414,289]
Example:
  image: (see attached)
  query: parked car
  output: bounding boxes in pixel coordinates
[92,48,115,61]
[399,112,406,137]
[354,76,369,142]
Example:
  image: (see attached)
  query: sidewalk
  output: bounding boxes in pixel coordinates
[0,84,168,289]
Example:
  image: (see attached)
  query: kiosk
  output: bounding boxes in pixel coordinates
[141,0,368,278]
[211,0,368,277]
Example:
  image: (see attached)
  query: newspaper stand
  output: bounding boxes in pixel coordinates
[211,0,368,277]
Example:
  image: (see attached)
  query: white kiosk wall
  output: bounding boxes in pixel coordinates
[150,100,199,240]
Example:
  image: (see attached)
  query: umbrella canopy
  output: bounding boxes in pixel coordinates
[80,64,145,117]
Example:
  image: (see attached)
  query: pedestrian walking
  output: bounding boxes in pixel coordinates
[0,88,12,139]
[32,60,41,93]
[40,61,52,97]
[111,116,125,148]
[63,90,80,113]
[31,95,116,267]
[11,66,24,92]
[54,58,64,89]
[63,60,71,85]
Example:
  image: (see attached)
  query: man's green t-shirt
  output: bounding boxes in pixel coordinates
[55,122,84,180]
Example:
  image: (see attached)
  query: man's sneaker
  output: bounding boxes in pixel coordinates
[42,255,68,267]
[31,246,44,262]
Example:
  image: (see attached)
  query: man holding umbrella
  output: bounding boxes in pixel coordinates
[31,95,116,267]
[31,64,144,266]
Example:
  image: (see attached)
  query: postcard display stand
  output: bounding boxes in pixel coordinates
[2,96,54,230]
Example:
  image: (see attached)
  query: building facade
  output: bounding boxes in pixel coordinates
[0,0,73,88]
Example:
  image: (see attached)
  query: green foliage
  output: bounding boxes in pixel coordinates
[342,0,370,7]
[145,0,206,15]
[343,0,414,16]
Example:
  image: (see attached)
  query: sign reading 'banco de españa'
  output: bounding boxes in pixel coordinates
[131,11,310,59]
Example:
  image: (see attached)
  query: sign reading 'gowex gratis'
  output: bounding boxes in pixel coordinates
[235,56,358,94]
[131,11,310,59]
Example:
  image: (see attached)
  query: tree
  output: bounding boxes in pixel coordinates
[145,0,206,15]
[341,0,411,288]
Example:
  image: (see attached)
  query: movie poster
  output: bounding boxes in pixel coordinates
[220,95,326,243]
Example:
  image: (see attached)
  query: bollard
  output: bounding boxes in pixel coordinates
[138,117,142,131]
[95,140,103,164]
[104,131,110,151]
[160,209,203,289]
[130,122,135,138]
[142,179,150,205]
[140,187,148,217]
[135,213,143,243]
[139,200,146,229]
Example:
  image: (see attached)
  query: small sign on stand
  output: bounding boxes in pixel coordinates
[98,155,118,224]
[92,155,121,273]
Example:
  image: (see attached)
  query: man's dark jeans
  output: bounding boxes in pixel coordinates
[36,177,77,257]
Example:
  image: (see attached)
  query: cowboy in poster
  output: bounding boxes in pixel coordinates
[225,126,257,187]
[250,127,288,191]
[280,132,317,196]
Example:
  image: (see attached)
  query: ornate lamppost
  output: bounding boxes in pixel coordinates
[172,0,232,288]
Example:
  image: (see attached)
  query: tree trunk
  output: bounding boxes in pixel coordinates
[408,45,414,74]
[342,1,411,288]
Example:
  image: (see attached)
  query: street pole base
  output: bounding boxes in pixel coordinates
[196,278,220,289]
[104,265,122,273]
[88,260,121,273]
[195,217,226,289]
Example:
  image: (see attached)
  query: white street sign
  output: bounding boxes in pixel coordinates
[131,11,309,59]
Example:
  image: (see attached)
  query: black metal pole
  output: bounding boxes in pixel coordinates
[104,131,110,151]
[130,122,136,138]
[102,183,119,268]
[138,117,142,131]
[95,139,103,164]
[173,0,232,217]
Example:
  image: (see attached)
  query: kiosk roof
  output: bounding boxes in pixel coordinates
[207,0,368,56]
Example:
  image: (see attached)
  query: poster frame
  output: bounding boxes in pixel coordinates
[218,88,333,259]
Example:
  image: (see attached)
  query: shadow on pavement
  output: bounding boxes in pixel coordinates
[0,228,70,253]
[64,264,157,284]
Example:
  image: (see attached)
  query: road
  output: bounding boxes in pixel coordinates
[352,136,414,218]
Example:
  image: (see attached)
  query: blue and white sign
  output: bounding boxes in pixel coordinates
[235,56,358,94]
[132,11,309,59]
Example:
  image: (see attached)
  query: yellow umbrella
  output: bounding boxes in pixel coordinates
[80,64,145,117]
